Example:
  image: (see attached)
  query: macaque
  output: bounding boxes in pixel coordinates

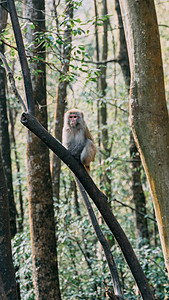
[63,109,96,173]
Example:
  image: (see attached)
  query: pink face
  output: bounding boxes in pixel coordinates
[69,114,78,127]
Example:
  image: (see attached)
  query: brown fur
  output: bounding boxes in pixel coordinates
[63,109,96,173]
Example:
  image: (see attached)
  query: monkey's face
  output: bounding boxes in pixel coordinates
[68,113,80,128]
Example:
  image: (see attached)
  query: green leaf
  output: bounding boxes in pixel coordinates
[79,46,85,51]
[56,40,63,45]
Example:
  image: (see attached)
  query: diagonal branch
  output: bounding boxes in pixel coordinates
[0,52,27,111]
[7,0,35,115]
[74,176,123,299]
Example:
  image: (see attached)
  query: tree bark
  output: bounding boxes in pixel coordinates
[0,149,18,300]
[93,0,101,165]
[115,0,149,245]
[0,2,16,238]
[115,0,130,88]
[94,0,112,198]
[119,0,169,273]
[24,0,61,298]
[99,0,112,198]
[130,133,149,243]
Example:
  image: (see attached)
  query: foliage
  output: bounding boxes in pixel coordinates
[12,230,35,299]
[2,0,169,298]
[12,205,169,299]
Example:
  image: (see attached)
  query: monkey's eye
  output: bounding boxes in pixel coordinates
[69,115,78,119]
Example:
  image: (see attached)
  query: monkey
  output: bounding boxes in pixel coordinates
[62,109,96,173]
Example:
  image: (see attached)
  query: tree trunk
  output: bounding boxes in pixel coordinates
[0,3,16,238]
[99,0,112,198]
[24,0,61,298]
[115,0,149,245]
[115,0,130,88]
[9,108,24,231]
[94,0,111,198]
[119,0,169,273]
[51,0,73,201]
[0,149,18,300]
[130,133,149,243]
[93,0,101,164]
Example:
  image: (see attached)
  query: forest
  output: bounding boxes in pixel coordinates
[0,0,169,299]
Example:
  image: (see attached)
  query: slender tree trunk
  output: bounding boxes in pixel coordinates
[115,0,149,245]
[130,133,149,243]
[24,0,61,298]
[51,0,73,201]
[99,0,112,198]
[72,180,80,216]
[9,108,24,231]
[115,0,130,88]
[94,0,113,251]
[93,0,101,164]
[94,0,111,198]
[119,0,169,274]
[0,3,16,238]
[0,149,18,300]
[152,209,158,247]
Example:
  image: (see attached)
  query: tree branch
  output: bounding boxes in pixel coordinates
[74,176,123,299]
[0,52,27,111]
[112,198,157,223]
[7,0,35,115]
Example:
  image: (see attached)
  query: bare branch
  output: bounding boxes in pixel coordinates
[74,57,119,65]
[0,52,27,111]
[112,198,157,223]
[0,39,17,51]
